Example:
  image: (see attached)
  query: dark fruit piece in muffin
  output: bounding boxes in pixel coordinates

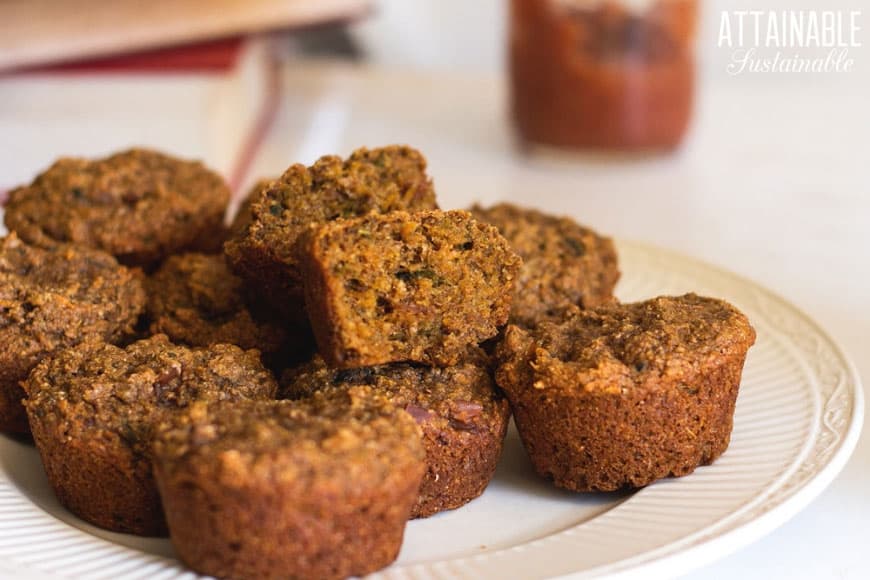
[300,209,522,368]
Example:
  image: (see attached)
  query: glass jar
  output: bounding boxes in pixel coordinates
[509,0,697,151]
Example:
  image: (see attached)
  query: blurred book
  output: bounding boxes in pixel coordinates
[0,0,370,72]
[0,0,371,199]
[0,36,284,197]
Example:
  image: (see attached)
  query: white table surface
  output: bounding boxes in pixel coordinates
[255,62,870,579]
[0,60,867,579]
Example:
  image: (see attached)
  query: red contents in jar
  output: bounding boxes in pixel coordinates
[510,0,697,151]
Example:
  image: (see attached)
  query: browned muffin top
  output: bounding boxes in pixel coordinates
[281,354,503,432]
[223,146,438,317]
[4,148,231,267]
[152,387,424,488]
[470,203,620,326]
[0,233,146,386]
[498,294,756,394]
[24,335,277,454]
[145,253,286,353]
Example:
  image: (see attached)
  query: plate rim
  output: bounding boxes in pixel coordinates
[571,239,865,578]
[0,239,863,580]
[384,239,864,579]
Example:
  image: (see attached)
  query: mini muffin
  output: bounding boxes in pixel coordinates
[146,253,289,353]
[281,354,510,517]
[0,233,145,434]
[300,209,522,368]
[23,335,277,536]
[495,294,756,491]
[151,388,425,580]
[4,148,231,267]
[224,146,437,322]
[470,203,620,327]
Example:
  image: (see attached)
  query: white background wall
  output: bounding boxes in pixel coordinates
[352,0,868,84]
[348,6,869,580]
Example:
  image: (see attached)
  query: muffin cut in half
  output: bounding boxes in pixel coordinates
[151,388,425,580]
[300,209,522,368]
[281,353,510,517]
[495,294,756,491]
[23,335,277,536]
[224,145,438,322]
[0,233,145,434]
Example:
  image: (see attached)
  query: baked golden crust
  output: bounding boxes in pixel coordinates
[470,203,619,327]
[152,389,425,580]
[228,178,274,240]
[4,148,230,267]
[0,142,769,579]
[23,335,277,536]
[300,209,522,368]
[495,294,756,491]
[224,146,437,322]
[145,253,287,354]
[0,233,145,433]
[281,354,510,517]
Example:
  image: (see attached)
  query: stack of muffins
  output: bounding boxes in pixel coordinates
[0,145,755,580]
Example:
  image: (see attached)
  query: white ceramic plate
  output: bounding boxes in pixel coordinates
[0,240,862,580]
